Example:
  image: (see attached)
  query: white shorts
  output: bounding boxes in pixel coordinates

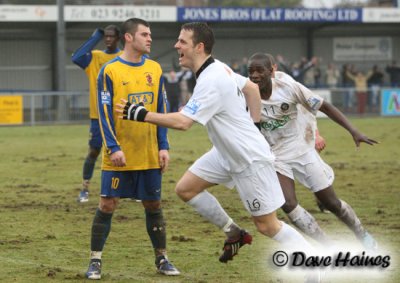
[274,150,334,192]
[189,149,285,216]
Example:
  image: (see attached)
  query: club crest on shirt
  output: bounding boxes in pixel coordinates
[280,103,289,111]
[184,98,201,115]
[145,72,153,86]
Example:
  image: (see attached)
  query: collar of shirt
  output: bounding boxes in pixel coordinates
[196,56,215,79]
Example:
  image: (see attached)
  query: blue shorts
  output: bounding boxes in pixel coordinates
[101,169,162,200]
[89,119,103,149]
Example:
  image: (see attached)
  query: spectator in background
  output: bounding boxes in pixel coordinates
[346,68,373,116]
[184,69,196,98]
[230,59,240,73]
[367,65,384,113]
[303,66,315,88]
[341,64,355,113]
[239,56,249,77]
[313,61,322,88]
[385,60,400,87]
[173,57,195,107]
[276,54,317,85]
[164,69,187,112]
[325,63,340,88]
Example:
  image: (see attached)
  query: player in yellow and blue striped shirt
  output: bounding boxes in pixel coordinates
[72,25,122,203]
[84,18,180,280]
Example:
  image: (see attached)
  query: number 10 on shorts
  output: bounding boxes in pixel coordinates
[111,177,119,190]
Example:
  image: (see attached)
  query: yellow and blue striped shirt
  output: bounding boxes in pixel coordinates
[98,56,169,171]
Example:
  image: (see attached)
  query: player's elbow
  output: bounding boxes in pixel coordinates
[71,53,79,63]
[176,120,192,131]
[175,116,193,131]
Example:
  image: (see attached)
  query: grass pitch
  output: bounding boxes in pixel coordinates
[0,117,399,282]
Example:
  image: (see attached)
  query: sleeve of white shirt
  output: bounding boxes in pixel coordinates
[233,72,248,90]
[180,81,222,125]
[293,81,324,115]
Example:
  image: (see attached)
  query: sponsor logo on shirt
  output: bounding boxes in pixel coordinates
[261,115,290,131]
[128,92,154,105]
[101,91,111,105]
[184,99,201,115]
[307,97,321,111]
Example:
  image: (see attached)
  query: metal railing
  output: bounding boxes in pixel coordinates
[0,86,395,126]
[0,91,89,126]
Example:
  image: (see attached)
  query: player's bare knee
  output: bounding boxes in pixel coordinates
[175,181,192,201]
[255,222,281,238]
[99,197,118,213]
[253,216,282,238]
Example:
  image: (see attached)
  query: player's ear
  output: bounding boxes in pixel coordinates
[124,32,133,43]
[196,42,204,53]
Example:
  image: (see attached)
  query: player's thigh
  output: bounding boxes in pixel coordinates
[89,119,102,149]
[101,169,162,200]
[292,150,334,192]
[275,162,297,200]
[232,161,285,217]
[188,149,234,188]
[276,172,298,212]
[176,170,215,201]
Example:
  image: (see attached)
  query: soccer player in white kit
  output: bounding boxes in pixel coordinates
[245,52,378,250]
[116,22,315,264]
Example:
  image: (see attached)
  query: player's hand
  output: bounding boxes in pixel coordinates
[116,98,148,122]
[159,150,170,173]
[352,131,379,147]
[315,131,326,153]
[110,150,126,167]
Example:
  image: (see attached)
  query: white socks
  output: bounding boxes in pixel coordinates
[287,204,329,243]
[187,191,231,229]
[273,221,315,253]
[337,200,365,238]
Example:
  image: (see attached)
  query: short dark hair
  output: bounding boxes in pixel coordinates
[121,18,150,45]
[104,24,121,38]
[249,53,276,69]
[181,22,214,55]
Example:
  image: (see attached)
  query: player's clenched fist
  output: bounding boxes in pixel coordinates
[116,98,148,122]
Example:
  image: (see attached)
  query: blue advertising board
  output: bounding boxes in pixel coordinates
[381,89,400,116]
[177,7,362,22]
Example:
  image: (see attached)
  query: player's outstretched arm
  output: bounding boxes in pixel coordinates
[319,101,378,147]
[116,99,194,131]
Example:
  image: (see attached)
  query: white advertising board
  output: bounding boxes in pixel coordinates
[333,37,392,61]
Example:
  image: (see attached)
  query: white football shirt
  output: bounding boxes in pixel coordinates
[260,71,324,160]
[181,59,273,173]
